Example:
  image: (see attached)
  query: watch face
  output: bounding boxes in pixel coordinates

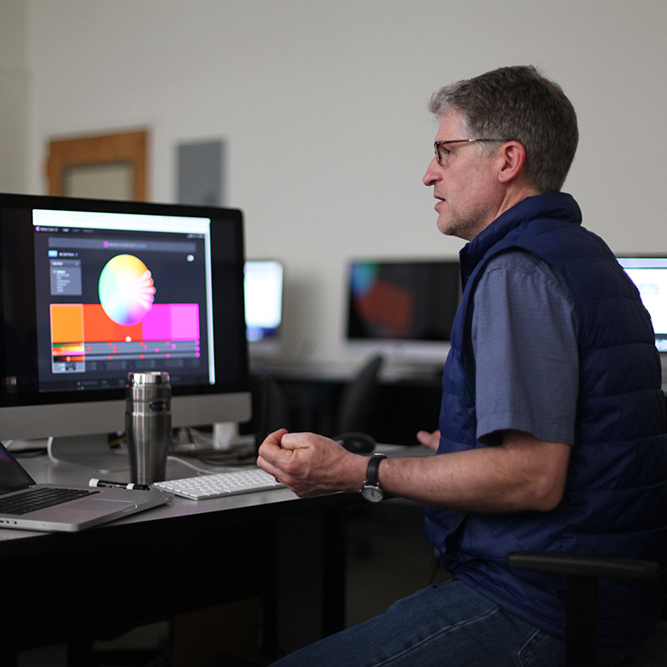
[361,485,383,502]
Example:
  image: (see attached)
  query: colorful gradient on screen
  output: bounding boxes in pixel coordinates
[99,254,155,326]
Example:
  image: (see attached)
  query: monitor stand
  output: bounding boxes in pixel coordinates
[47,434,130,472]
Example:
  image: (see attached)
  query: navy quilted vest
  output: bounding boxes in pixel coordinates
[424,192,667,645]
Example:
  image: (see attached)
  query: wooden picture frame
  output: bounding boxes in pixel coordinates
[46,129,149,201]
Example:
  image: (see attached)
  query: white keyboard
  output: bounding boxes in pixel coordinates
[152,469,285,500]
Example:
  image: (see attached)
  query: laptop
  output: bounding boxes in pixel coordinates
[0,441,174,532]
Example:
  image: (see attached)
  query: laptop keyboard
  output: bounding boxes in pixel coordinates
[0,487,98,515]
[152,469,284,500]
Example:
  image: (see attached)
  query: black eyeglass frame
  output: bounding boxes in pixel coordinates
[434,138,510,165]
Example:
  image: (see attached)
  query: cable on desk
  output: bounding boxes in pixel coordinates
[8,447,48,458]
[166,454,256,475]
[166,456,217,475]
[180,446,257,466]
[4,440,49,457]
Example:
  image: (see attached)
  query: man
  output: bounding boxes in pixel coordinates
[258,66,667,666]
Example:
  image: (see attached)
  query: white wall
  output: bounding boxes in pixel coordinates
[21,0,667,364]
[0,0,28,194]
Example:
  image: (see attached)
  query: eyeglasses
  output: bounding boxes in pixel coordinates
[434,138,509,166]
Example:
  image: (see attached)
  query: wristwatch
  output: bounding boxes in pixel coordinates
[361,453,387,502]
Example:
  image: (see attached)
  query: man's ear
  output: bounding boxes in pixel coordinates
[497,141,527,184]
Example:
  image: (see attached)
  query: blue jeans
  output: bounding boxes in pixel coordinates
[271,580,631,667]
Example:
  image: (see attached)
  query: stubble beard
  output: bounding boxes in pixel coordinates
[437,195,498,242]
[438,204,481,242]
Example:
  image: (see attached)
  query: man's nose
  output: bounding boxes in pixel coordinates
[423,157,440,187]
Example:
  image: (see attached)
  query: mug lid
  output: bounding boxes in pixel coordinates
[127,371,170,385]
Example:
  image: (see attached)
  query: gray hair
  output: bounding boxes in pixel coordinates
[429,66,578,193]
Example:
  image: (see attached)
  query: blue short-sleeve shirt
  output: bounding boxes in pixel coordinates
[471,250,579,446]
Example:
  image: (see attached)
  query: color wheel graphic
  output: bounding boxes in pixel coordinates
[99,254,156,326]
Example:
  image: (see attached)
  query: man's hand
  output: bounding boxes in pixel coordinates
[417,429,441,451]
[257,429,367,498]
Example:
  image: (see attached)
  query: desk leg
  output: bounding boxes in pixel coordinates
[263,506,347,659]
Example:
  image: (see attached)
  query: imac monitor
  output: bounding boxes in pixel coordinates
[244,260,283,358]
[617,256,667,351]
[345,259,460,366]
[0,193,250,469]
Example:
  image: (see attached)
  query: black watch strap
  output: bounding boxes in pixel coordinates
[361,453,387,502]
[365,453,386,486]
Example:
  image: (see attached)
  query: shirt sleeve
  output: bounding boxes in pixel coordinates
[471,250,579,446]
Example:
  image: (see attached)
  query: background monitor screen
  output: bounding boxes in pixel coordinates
[618,256,667,351]
[245,260,283,356]
[0,193,250,467]
[345,259,460,365]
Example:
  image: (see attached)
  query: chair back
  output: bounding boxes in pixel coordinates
[335,355,384,435]
[249,371,290,448]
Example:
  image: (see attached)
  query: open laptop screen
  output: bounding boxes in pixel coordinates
[0,443,34,493]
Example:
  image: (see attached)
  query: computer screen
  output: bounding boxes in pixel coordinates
[617,256,667,351]
[345,259,460,365]
[0,193,250,468]
[245,259,283,358]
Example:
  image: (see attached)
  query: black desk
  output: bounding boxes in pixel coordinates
[1,454,356,665]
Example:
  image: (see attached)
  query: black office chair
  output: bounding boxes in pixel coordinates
[505,550,666,667]
[334,354,384,436]
[248,371,291,448]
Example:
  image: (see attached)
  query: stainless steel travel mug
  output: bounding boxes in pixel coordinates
[125,371,172,485]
